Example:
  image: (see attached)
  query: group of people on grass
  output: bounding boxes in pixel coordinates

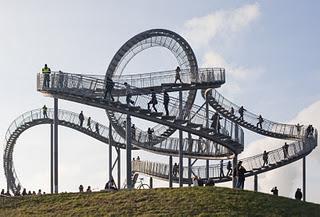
[1,188,45,197]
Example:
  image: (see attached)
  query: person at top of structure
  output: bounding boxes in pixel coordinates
[147,90,158,112]
[174,66,183,84]
[104,76,115,101]
[282,142,289,159]
[296,123,303,135]
[131,124,136,140]
[163,91,170,116]
[124,82,134,105]
[238,106,246,121]
[105,179,118,191]
[42,104,48,118]
[42,64,51,88]
[79,111,84,127]
[147,127,154,143]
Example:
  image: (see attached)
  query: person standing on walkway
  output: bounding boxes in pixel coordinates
[42,105,48,118]
[95,123,100,135]
[147,127,154,144]
[211,112,222,133]
[282,142,289,159]
[131,124,136,140]
[104,76,114,101]
[163,91,170,116]
[174,66,183,84]
[148,91,158,112]
[79,111,84,127]
[124,82,134,105]
[238,106,246,121]
[87,117,92,130]
[226,161,232,176]
[262,150,269,167]
[42,64,51,88]
[219,160,225,178]
[257,115,264,129]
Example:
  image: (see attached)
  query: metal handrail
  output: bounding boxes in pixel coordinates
[133,131,317,180]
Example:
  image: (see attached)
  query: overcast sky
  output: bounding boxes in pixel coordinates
[1,0,320,203]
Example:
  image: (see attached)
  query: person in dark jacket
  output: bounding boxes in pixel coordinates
[236,161,246,189]
[295,188,302,200]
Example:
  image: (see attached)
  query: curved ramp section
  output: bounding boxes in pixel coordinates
[37,72,244,153]
[206,89,305,140]
[133,131,317,184]
[3,108,127,193]
[105,29,200,153]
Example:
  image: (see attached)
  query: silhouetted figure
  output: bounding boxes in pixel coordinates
[131,124,136,140]
[137,156,140,161]
[238,106,246,121]
[226,161,232,176]
[163,91,170,116]
[147,127,154,143]
[87,117,92,130]
[282,142,289,159]
[174,66,183,84]
[206,178,215,186]
[22,188,27,196]
[236,161,246,189]
[262,150,269,167]
[211,112,222,133]
[95,123,100,135]
[1,189,4,195]
[37,189,42,195]
[295,188,302,200]
[219,160,224,178]
[105,179,118,191]
[104,76,114,101]
[42,64,51,88]
[32,191,36,195]
[27,191,32,195]
[42,105,48,118]
[173,163,178,177]
[257,115,264,129]
[79,111,84,127]
[296,123,303,135]
[124,82,134,105]
[306,125,314,137]
[148,91,158,112]
[79,185,84,193]
[271,187,278,196]
[230,107,235,115]
[86,186,92,193]
[57,70,65,88]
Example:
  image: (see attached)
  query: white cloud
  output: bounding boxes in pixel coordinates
[183,3,260,48]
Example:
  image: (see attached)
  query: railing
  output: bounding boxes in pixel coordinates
[83,68,225,89]
[133,130,317,180]
[37,72,244,149]
[207,89,306,138]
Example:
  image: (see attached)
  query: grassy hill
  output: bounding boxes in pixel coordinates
[0,187,319,217]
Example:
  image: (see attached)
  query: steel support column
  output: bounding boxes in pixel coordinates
[53,98,59,193]
[117,147,121,189]
[178,90,183,187]
[205,97,210,181]
[232,154,238,188]
[126,114,132,189]
[254,174,258,192]
[303,157,306,201]
[206,160,210,180]
[50,123,53,194]
[169,155,173,188]
[109,123,113,182]
[188,158,192,186]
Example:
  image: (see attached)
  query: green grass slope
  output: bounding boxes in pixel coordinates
[0,187,319,217]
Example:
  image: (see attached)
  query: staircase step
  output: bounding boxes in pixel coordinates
[161,116,176,120]
[150,112,163,117]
